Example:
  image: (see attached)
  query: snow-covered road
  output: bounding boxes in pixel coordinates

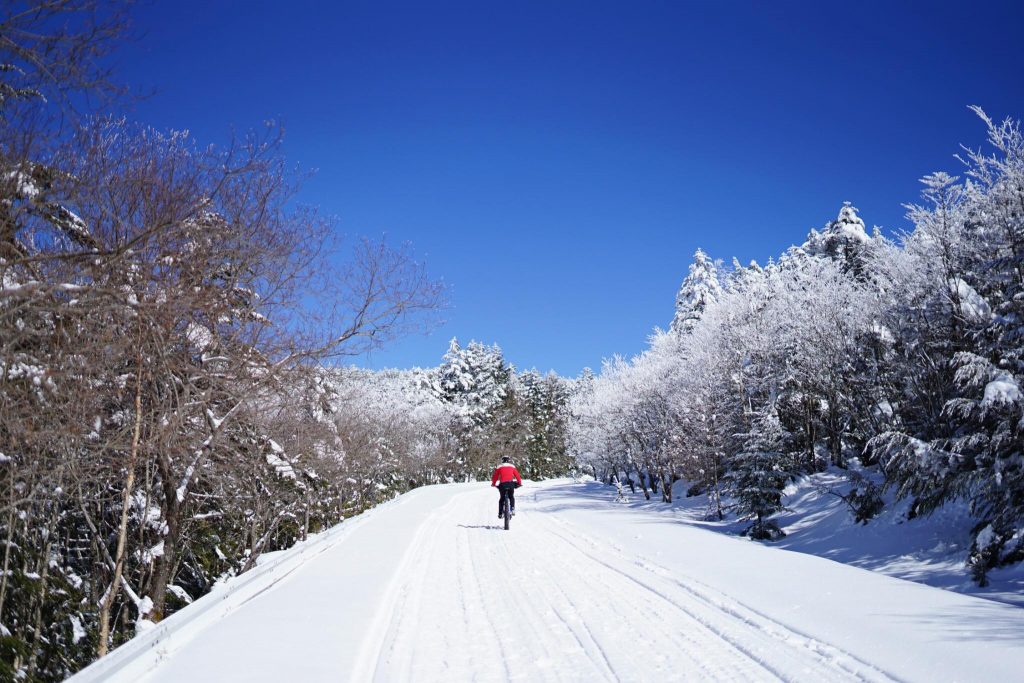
[72,480,1024,682]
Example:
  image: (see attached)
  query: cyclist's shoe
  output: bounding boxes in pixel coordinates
[498,512,503,519]
[511,508,516,516]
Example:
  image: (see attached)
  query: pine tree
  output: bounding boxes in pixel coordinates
[725,407,791,540]
[670,249,722,334]
[517,370,572,479]
[431,338,512,476]
[802,202,876,279]
[432,339,509,424]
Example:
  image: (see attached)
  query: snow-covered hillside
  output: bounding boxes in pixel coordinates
[662,470,1024,609]
[70,480,1024,683]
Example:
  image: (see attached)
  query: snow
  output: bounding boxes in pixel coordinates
[265,439,297,479]
[185,323,213,351]
[167,585,193,605]
[671,248,722,333]
[871,400,894,419]
[983,372,1021,405]
[133,491,164,531]
[142,541,165,563]
[176,461,199,503]
[834,203,870,243]
[253,550,285,567]
[674,470,1024,607]
[5,170,40,199]
[976,524,997,551]
[57,206,91,243]
[136,596,154,619]
[0,360,50,387]
[949,277,992,324]
[69,480,1024,683]
[870,321,895,344]
[70,615,86,644]
[205,409,224,430]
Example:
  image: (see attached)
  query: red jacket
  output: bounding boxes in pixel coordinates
[491,462,523,487]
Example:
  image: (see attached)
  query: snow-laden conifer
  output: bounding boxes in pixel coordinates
[802,202,877,278]
[725,407,791,540]
[670,249,723,334]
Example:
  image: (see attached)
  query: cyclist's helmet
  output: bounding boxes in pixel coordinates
[501,455,511,463]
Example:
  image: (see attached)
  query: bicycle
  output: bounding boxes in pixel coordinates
[492,458,522,530]
[500,492,512,530]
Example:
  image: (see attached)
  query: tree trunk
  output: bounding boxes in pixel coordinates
[633,460,651,500]
[98,353,144,657]
[711,453,724,520]
[828,396,844,468]
[150,458,182,622]
[805,396,817,471]
[0,476,15,621]
[26,539,52,679]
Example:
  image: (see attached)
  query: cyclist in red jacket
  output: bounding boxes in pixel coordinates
[491,455,523,518]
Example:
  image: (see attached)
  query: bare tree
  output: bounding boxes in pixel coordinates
[1,4,449,676]
[0,0,128,108]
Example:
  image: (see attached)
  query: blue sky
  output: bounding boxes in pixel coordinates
[115,1,1024,376]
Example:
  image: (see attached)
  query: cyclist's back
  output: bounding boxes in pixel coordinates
[491,457,523,517]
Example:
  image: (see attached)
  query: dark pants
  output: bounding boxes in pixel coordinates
[498,482,516,515]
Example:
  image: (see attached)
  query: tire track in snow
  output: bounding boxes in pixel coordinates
[522,544,691,681]
[520,515,775,682]
[371,488,617,682]
[544,539,779,681]
[349,492,464,682]
[485,532,571,682]
[484,497,628,682]
[545,524,860,681]
[481,504,612,681]
[370,489,519,682]
[541,515,898,683]
[370,501,447,682]
[492,491,768,682]
[460,497,517,681]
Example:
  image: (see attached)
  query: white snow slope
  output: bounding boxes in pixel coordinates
[70,479,1024,683]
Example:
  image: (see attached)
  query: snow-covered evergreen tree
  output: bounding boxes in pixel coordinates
[802,202,877,279]
[432,338,509,427]
[670,249,723,334]
[725,407,791,540]
[518,370,572,479]
[429,338,513,476]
